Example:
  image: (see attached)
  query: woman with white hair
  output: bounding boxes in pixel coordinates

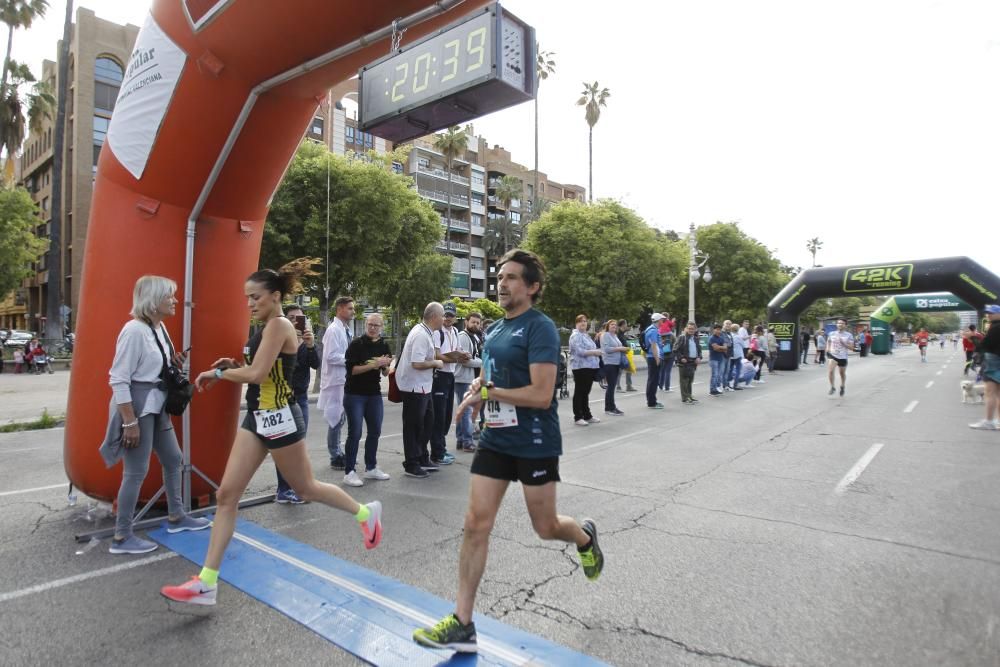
[100,275,211,555]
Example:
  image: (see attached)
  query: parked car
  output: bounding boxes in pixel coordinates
[3,331,34,348]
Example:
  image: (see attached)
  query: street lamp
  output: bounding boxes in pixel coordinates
[688,222,711,326]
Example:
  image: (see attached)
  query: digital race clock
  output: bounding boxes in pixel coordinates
[359,3,535,143]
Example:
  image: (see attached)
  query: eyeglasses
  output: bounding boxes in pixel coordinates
[444,313,456,318]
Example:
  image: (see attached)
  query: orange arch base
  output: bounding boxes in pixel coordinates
[66,0,487,504]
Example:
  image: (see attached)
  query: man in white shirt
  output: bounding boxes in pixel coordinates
[826,319,854,397]
[429,302,470,466]
[396,302,445,478]
[318,296,354,469]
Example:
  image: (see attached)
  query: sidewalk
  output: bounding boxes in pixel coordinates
[0,368,70,425]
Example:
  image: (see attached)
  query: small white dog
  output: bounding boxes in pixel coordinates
[961,380,985,404]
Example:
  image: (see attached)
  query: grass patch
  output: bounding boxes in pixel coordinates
[0,408,64,433]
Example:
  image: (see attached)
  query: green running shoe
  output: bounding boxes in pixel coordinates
[579,519,604,581]
[413,613,478,652]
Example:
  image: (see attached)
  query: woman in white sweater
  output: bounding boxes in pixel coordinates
[102,276,210,554]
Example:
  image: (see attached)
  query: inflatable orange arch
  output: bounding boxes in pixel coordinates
[66,0,488,505]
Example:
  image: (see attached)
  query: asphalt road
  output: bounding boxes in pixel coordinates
[1,345,998,666]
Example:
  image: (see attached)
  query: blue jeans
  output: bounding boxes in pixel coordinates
[454,381,474,447]
[326,412,345,463]
[709,358,725,392]
[277,394,310,494]
[343,392,382,474]
[658,354,674,390]
[730,359,741,387]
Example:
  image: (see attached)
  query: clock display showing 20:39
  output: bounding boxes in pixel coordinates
[362,11,494,123]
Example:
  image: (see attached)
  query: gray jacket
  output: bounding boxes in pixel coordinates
[98,381,170,468]
[454,330,483,384]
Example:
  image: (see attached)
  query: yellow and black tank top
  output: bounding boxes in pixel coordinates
[244,327,297,411]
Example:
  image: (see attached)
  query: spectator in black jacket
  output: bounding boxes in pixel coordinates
[674,321,702,405]
[275,305,320,504]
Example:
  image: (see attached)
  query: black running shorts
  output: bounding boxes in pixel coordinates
[241,402,306,449]
[829,356,848,368]
[470,446,560,486]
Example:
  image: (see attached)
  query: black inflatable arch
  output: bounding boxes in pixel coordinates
[766,256,1000,370]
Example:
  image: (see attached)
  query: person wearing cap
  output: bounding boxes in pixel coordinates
[969,305,1000,430]
[430,302,470,466]
[642,313,665,409]
[708,323,728,396]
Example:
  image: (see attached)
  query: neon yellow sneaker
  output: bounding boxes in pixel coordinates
[413,613,477,652]
[579,519,604,581]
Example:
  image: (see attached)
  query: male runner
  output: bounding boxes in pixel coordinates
[827,319,854,396]
[412,249,604,653]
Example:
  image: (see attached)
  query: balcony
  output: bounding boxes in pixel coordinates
[436,240,471,253]
[418,188,470,209]
[440,217,470,232]
[417,163,470,186]
[452,258,470,273]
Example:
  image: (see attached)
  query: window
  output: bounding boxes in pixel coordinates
[93,116,110,144]
[510,211,520,224]
[364,132,373,149]
[41,197,49,212]
[471,214,483,227]
[417,156,430,169]
[471,172,485,187]
[345,125,355,144]
[472,193,484,206]
[94,57,123,115]
[391,161,403,174]
[310,116,324,136]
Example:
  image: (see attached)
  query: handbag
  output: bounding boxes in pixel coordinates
[149,322,193,416]
[387,333,410,404]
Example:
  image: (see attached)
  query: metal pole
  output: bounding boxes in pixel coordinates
[688,222,696,326]
[178,0,468,511]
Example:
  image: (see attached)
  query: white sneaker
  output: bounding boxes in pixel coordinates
[586,417,601,424]
[343,471,364,486]
[363,468,391,481]
[968,419,999,431]
[574,419,589,426]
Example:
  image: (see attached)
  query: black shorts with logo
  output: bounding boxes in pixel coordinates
[240,402,306,449]
[470,446,560,486]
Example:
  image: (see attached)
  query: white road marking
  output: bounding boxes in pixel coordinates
[572,427,655,453]
[925,381,934,389]
[0,482,66,497]
[0,553,177,603]
[0,447,42,454]
[936,371,943,376]
[589,392,644,404]
[904,400,919,413]
[834,443,885,495]
[232,531,531,665]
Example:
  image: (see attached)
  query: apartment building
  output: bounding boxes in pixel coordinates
[4,8,139,332]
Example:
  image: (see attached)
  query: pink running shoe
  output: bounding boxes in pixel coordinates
[160,576,217,606]
[360,501,382,550]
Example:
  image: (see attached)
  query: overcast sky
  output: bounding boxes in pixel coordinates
[10,1,1000,279]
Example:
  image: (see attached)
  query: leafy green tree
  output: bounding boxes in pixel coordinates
[524,199,682,325]
[263,141,443,321]
[445,297,503,321]
[0,0,47,93]
[484,175,522,257]
[0,186,47,300]
[806,237,823,267]
[685,222,787,325]
[576,81,609,202]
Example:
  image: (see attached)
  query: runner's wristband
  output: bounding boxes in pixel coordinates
[121,420,138,429]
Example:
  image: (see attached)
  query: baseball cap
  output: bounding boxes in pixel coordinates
[985,304,1000,314]
[443,302,457,315]
[650,312,665,321]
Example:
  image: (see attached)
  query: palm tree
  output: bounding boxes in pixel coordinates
[576,81,609,203]
[494,175,522,254]
[806,237,823,267]
[1,0,48,93]
[532,46,555,224]
[44,0,72,340]
[0,60,53,178]
[433,125,468,292]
